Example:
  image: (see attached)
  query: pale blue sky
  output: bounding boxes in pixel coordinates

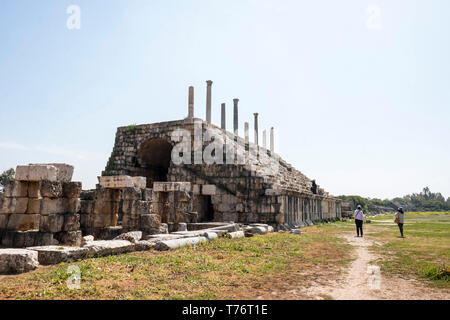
[0,0,449,199]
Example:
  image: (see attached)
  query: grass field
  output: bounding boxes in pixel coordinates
[0,212,448,299]
[0,226,351,300]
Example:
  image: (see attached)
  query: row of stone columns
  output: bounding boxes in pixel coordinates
[187,82,275,153]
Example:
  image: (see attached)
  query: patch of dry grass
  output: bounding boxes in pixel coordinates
[0,227,352,300]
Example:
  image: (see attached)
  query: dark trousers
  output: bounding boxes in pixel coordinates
[355,219,363,236]
[398,223,404,237]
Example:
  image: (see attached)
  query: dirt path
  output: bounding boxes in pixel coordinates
[301,232,449,300]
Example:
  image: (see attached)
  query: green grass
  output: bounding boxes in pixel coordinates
[368,212,450,287]
[0,228,352,300]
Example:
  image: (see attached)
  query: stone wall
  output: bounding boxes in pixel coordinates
[0,164,82,247]
[103,118,342,226]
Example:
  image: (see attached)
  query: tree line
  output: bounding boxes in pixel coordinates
[338,187,450,212]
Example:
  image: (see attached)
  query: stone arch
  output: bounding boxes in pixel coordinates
[137,138,173,187]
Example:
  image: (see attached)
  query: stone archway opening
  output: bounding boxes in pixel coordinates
[137,138,173,188]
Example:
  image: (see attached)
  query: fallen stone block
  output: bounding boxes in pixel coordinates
[249,226,268,235]
[83,240,135,256]
[114,231,142,243]
[206,223,240,232]
[153,236,207,251]
[145,234,186,241]
[225,231,245,239]
[290,229,302,235]
[81,235,94,245]
[28,246,92,265]
[203,232,218,240]
[0,249,39,274]
[135,240,154,251]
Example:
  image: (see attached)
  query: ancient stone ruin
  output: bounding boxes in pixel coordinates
[0,81,342,274]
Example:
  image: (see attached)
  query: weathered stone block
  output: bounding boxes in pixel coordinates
[140,214,160,229]
[98,176,134,189]
[80,200,94,214]
[12,231,38,248]
[28,246,91,265]
[55,231,82,246]
[142,188,152,201]
[132,176,146,189]
[94,188,121,202]
[134,201,151,215]
[15,164,58,182]
[0,249,39,274]
[63,213,80,231]
[40,180,63,198]
[94,200,119,215]
[35,232,59,246]
[39,198,66,215]
[3,181,28,198]
[26,199,41,214]
[40,214,64,233]
[0,197,28,214]
[7,214,40,231]
[27,182,41,198]
[114,231,142,243]
[91,213,115,228]
[66,198,81,214]
[121,187,142,200]
[0,214,10,229]
[63,181,82,199]
[153,182,191,192]
[202,184,216,195]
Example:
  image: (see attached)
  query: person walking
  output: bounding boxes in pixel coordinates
[354,205,364,237]
[395,207,405,238]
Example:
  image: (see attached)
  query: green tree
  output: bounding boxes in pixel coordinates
[0,168,15,192]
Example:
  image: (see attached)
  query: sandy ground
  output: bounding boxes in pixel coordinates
[300,232,450,300]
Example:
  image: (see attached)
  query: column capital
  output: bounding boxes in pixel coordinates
[206,80,213,86]
[233,98,239,103]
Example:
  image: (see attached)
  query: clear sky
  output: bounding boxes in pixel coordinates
[0,0,449,199]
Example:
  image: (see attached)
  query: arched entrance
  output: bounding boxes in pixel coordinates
[137,138,173,187]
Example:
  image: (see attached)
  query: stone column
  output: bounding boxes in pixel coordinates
[233,98,239,136]
[253,113,259,145]
[221,103,226,130]
[270,127,274,153]
[188,86,194,119]
[244,122,249,144]
[262,130,267,149]
[206,80,213,123]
